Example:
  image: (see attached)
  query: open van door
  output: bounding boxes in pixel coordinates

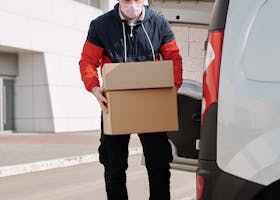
[167,80,202,172]
[147,0,215,172]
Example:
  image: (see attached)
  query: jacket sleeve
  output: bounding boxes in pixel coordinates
[79,20,104,92]
[159,18,183,89]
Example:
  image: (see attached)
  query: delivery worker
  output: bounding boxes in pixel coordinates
[79,0,182,199]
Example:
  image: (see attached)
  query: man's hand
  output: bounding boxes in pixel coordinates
[92,87,108,113]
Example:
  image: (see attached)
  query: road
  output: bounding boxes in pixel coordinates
[0,155,196,200]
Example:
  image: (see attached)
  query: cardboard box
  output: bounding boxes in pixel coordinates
[103,87,178,135]
[102,60,174,90]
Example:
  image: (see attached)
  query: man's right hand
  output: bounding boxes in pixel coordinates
[92,87,108,113]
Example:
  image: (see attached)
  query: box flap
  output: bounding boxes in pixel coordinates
[102,60,174,91]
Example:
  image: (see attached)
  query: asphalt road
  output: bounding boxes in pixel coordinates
[0,155,196,200]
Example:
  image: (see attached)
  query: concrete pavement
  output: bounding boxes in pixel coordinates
[0,131,196,199]
[0,131,142,177]
[0,155,196,200]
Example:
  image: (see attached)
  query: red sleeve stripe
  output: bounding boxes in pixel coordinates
[160,39,183,89]
[79,40,104,92]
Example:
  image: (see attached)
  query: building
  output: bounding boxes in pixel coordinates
[0,0,213,133]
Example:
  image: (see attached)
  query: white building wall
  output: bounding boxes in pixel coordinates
[0,0,211,133]
[100,0,117,12]
[0,0,103,132]
[100,0,148,12]
[16,53,54,132]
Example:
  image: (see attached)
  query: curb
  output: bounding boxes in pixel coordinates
[0,147,143,178]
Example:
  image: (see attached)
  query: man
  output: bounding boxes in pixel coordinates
[79,0,182,199]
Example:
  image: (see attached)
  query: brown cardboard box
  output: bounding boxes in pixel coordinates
[103,87,178,135]
[102,60,174,90]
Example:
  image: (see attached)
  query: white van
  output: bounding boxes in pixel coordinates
[165,0,280,199]
[196,0,280,199]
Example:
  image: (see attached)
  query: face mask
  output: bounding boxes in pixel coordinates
[120,3,143,19]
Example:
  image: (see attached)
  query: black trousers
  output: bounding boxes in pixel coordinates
[99,117,173,200]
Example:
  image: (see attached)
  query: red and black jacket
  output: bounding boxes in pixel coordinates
[79,3,182,92]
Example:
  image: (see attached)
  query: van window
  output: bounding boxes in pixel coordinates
[242,0,280,83]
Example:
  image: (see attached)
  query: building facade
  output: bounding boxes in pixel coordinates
[0,0,212,133]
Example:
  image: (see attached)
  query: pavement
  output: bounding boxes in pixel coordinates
[0,131,142,178]
[0,132,196,200]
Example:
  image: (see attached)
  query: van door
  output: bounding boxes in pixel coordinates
[147,0,213,172]
[167,24,207,172]
[167,80,202,172]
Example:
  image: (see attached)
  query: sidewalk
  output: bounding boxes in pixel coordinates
[0,131,142,178]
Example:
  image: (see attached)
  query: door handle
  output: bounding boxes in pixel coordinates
[192,112,201,123]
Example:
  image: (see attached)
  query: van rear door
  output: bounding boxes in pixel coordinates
[167,80,202,172]
[148,0,215,171]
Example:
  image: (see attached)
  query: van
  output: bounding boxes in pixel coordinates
[150,0,211,173]
[166,0,280,199]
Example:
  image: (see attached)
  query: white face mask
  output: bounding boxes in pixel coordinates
[120,3,143,19]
